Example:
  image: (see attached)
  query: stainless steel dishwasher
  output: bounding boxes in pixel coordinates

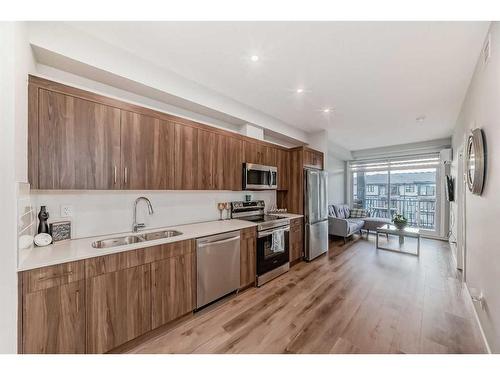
[196,230,241,309]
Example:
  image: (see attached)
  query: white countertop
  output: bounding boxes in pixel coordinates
[18,214,303,271]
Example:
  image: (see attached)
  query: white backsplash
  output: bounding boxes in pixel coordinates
[31,190,276,239]
[17,182,36,252]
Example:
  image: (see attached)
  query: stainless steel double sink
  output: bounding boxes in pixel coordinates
[92,230,183,249]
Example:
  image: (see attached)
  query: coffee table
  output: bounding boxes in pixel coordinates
[376,224,420,256]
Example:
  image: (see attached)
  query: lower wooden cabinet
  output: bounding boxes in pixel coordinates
[290,217,304,263]
[240,227,257,288]
[151,241,195,329]
[21,260,85,354]
[19,239,197,354]
[86,264,151,354]
[22,279,85,353]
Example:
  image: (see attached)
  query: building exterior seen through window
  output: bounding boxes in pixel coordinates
[352,168,437,230]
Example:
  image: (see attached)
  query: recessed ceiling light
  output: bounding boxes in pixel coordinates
[296,88,304,94]
[416,115,426,122]
[250,55,259,62]
[323,108,331,113]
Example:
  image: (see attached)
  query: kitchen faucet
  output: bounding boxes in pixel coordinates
[132,197,154,232]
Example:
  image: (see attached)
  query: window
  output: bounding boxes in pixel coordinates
[349,154,440,232]
[405,185,415,193]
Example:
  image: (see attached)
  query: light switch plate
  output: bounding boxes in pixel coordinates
[60,205,73,217]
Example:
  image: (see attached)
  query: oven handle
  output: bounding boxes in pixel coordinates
[258,226,290,238]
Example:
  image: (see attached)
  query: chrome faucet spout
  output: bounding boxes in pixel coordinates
[133,197,154,232]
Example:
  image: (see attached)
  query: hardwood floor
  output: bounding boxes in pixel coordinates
[126,234,486,354]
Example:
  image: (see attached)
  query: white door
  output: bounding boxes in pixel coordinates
[456,143,467,276]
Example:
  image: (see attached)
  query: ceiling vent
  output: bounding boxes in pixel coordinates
[482,33,491,65]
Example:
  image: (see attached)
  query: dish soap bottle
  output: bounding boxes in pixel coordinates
[37,206,50,234]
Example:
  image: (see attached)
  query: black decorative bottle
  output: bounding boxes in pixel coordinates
[37,206,50,234]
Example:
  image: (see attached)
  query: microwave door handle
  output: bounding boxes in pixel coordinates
[269,169,272,187]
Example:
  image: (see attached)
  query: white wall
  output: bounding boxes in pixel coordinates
[451,22,500,352]
[327,154,346,205]
[0,22,35,353]
[32,190,275,239]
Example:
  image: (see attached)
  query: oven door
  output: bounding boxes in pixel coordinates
[243,163,278,190]
[256,226,290,276]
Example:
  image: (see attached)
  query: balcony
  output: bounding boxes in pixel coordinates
[355,196,436,230]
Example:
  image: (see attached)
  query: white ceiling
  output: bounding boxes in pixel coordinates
[67,21,488,150]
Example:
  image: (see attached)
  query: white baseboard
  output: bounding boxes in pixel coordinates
[464,282,492,354]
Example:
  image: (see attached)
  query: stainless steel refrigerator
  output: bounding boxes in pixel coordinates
[304,168,329,261]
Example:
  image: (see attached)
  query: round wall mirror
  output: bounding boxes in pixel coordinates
[466,128,485,195]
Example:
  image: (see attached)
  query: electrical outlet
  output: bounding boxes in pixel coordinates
[60,205,73,217]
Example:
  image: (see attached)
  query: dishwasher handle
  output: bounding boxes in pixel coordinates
[197,235,240,248]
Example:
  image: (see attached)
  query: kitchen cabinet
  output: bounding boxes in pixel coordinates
[240,227,257,288]
[21,261,85,353]
[290,217,304,263]
[85,251,151,354]
[19,239,197,354]
[264,146,277,167]
[29,76,299,192]
[121,111,175,189]
[243,141,265,165]
[304,148,324,169]
[174,124,222,190]
[223,136,243,190]
[151,241,195,329]
[37,89,121,189]
[277,149,290,190]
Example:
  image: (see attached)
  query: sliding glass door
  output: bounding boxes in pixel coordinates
[350,155,440,235]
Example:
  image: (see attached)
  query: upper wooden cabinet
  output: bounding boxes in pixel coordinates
[174,124,217,190]
[37,89,121,189]
[304,148,324,169]
[28,77,314,192]
[277,149,290,190]
[223,136,243,190]
[121,111,175,190]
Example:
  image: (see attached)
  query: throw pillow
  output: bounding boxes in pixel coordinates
[350,208,368,218]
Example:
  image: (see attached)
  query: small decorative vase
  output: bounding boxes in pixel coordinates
[37,206,50,234]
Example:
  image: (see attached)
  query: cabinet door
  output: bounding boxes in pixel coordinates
[223,137,243,190]
[151,249,195,329]
[38,89,121,189]
[240,227,257,288]
[174,124,197,189]
[121,111,175,189]
[290,218,304,262]
[264,146,277,167]
[197,129,216,189]
[23,280,85,353]
[86,264,151,354]
[244,141,266,164]
[277,149,290,190]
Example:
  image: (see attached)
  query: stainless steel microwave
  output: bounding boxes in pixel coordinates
[242,163,278,190]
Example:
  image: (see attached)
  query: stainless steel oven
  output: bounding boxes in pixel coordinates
[256,225,290,286]
[231,200,290,286]
[242,163,278,190]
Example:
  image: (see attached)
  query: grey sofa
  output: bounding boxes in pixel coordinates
[328,204,391,243]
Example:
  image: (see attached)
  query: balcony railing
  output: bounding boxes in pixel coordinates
[354,196,436,230]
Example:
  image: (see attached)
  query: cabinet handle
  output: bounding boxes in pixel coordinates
[113,166,117,185]
[124,167,128,185]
